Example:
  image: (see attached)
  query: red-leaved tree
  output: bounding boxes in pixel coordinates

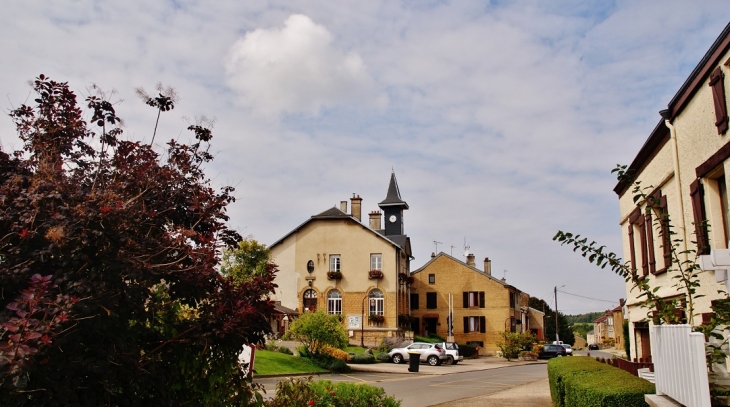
[0,75,275,406]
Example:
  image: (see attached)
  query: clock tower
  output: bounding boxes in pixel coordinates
[378,171,409,236]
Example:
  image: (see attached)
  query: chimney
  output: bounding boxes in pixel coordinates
[350,194,362,222]
[340,201,348,213]
[369,211,382,230]
[466,254,475,266]
[484,257,491,276]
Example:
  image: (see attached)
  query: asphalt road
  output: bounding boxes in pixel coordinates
[254,363,548,407]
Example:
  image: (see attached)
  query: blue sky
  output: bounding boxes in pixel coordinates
[2,1,729,314]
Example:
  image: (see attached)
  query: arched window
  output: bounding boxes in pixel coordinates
[369,289,384,316]
[327,290,342,315]
[303,289,317,311]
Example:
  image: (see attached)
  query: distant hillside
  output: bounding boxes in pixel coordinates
[566,312,605,324]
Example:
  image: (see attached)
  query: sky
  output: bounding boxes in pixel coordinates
[2,1,729,315]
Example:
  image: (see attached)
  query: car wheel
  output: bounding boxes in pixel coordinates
[557,354,563,357]
[428,355,440,366]
[392,354,403,364]
[446,356,454,365]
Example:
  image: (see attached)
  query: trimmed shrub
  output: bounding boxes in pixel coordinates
[458,344,478,358]
[414,334,446,343]
[548,357,655,407]
[349,353,376,364]
[375,352,391,363]
[322,344,351,361]
[297,345,310,358]
[277,346,293,355]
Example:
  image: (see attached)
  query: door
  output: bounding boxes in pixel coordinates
[424,318,437,337]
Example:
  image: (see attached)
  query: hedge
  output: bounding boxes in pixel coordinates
[349,353,376,364]
[548,357,655,407]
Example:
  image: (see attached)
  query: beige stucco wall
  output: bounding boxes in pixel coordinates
[618,50,730,361]
[410,255,525,355]
[270,217,406,347]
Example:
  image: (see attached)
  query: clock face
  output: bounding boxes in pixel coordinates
[389,215,397,223]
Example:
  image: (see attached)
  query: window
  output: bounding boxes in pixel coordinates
[463,291,485,308]
[426,292,437,309]
[410,293,419,310]
[370,254,382,271]
[627,190,671,276]
[690,180,711,255]
[428,274,435,284]
[369,289,384,316]
[327,290,342,315]
[303,289,317,311]
[463,316,486,333]
[329,255,341,272]
[704,174,730,250]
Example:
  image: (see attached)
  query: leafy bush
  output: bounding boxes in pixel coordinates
[297,345,311,358]
[414,334,446,343]
[497,331,535,360]
[309,356,350,373]
[267,377,401,407]
[548,356,654,407]
[322,344,351,361]
[458,344,478,358]
[277,346,294,355]
[285,310,348,356]
[375,352,391,363]
[349,353,376,364]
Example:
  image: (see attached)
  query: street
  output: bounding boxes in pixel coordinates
[254,363,547,407]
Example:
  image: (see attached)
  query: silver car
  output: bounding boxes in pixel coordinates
[388,342,447,366]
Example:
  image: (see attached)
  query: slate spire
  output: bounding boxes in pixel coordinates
[379,171,409,209]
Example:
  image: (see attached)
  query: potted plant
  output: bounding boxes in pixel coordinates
[368,269,384,279]
[397,314,413,329]
[369,314,384,324]
[327,271,342,280]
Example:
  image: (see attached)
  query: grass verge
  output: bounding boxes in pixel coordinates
[254,350,329,376]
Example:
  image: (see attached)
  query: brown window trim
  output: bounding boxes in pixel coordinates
[696,138,730,178]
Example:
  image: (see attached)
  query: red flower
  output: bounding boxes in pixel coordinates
[307,401,314,406]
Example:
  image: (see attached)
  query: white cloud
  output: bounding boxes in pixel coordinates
[225,14,386,116]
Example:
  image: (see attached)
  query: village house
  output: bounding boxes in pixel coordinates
[269,172,412,346]
[409,252,532,355]
[615,22,730,363]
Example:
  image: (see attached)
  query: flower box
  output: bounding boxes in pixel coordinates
[327,271,342,280]
[368,269,384,279]
[369,314,384,324]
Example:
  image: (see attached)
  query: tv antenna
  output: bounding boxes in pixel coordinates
[433,240,442,253]
[463,237,470,257]
[450,245,457,256]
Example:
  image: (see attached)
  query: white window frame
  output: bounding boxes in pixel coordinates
[329,254,341,272]
[370,253,382,271]
[327,290,342,315]
[468,292,479,308]
[369,289,384,316]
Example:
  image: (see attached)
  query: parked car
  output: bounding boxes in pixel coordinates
[388,342,448,366]
[561,344,573,356]
[538,344,567,359]
[434,342,463,365]
[588,344,599,350]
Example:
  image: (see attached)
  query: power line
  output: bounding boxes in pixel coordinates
[556,289,619,305]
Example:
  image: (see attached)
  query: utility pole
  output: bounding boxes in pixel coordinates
[554,286,559,342]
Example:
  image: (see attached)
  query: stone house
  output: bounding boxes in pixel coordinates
[269,172,412,346]
[614,22,730,362]
[409,252,531,355]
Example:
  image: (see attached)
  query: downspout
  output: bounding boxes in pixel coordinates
[660,110,689,262]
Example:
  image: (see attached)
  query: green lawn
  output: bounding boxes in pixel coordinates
[253,350,328,376]
[345,346,368,354]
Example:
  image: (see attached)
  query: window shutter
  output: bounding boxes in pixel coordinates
[479,292,485,308]
[690,179,710,255]
[637,215,649,276]
[645,211,656,274]
[627,224,637,275]
[479,316,486,333]
[463,317,468,333]
[463,292,469,308]
[660,194,672,269]
[710,67,729,135]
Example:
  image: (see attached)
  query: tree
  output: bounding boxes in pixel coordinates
[220,237,273,282]
[528,297,574,345]
[0,75,275,405]
[496,331,536,361]
[284,310,348,356]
